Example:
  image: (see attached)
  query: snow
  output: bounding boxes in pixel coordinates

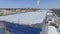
[0,10,47,25]
[47,26,58,34]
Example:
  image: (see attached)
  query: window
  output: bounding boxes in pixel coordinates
[48,19,52,21]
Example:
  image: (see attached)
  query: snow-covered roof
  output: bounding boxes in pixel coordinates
[0,10,47,25]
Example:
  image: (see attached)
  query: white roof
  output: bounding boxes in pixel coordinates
[0,10,47,25]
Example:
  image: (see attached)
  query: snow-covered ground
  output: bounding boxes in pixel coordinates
[47,26,58,34]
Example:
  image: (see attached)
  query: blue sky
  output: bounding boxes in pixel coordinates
[40,0,60,9]
[0,0,60,8]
